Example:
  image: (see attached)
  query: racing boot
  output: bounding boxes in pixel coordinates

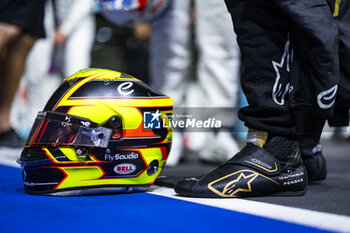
[300,142,327,182]
[174,131,308,198]
[296,109,327,182]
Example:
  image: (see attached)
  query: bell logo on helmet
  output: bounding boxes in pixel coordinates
[117,81,134,95]
[114,163,136,175]
[143,110,161,129]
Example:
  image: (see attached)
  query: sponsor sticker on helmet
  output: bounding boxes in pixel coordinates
[117,81,134,96]
[114,163,136,175]
[105,151,139,161]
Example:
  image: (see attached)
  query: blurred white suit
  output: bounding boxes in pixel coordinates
[149,0,241,165]
[55,0,95,77]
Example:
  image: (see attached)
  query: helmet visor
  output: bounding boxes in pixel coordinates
[27,111,112,148]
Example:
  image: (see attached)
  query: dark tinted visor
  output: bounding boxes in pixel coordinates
[27,111,112,148]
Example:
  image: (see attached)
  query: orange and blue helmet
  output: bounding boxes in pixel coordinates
[18,69,173,196]
[99,0,170,27]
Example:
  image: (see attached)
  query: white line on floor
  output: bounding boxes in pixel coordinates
[149,187,350,233]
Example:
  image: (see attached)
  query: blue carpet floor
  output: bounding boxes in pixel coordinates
[0,165,334,233]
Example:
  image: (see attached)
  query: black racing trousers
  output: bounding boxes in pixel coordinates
[329,0,350,126]
[224,0,350,145]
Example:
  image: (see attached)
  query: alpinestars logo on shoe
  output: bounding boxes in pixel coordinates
[207,169,279,197]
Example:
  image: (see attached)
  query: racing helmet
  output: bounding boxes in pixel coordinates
[18,69,173,196]
[99,0,170,27]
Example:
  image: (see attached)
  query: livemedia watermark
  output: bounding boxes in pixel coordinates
[143,107,239,132]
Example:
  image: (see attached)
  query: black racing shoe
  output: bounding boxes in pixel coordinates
[0,129,25,148]
[301,144,327,182]
[174,136,308,198]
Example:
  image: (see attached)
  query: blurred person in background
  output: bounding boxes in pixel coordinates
[10,1,58,139]
[149,0,241,165]
[124,23,151,83]
[10,0,96,139]
[0,0,46,148]
[53,0,95,77]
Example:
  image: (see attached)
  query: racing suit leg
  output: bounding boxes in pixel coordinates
[329,0,350,127]
[225,0,339,181]
[273,0,339,142]
[225,0,295,137]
